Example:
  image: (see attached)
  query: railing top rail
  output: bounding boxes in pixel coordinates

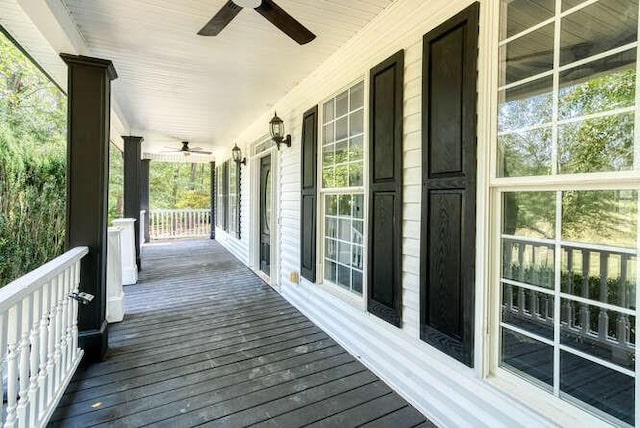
[0,246,88,313]
[502,234,637,255]
[150,208,211,212]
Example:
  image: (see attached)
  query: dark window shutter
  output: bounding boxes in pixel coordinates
[300,105,318,282]
[420,3,479,367]
[367,50,404,327]
[211,162,218,239]
[236,162,241,239]
[224,160,229,231]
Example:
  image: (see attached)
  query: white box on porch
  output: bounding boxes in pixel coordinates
[112,218,138,285]
[107,226,125,323]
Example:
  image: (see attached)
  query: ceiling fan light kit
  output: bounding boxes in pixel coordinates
[198,0,316,45]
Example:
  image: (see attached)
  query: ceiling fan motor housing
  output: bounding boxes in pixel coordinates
[233,0,261,8]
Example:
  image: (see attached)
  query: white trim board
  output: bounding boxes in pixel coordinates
[281,281,557,428]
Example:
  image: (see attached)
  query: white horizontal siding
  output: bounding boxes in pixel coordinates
[216,0,572,426]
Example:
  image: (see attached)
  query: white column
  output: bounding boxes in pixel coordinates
[112,218,138,285]
[106,227,125,322]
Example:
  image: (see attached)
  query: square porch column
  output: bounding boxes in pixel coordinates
[61,53,117,363]
[123,136,143,268]
[141,159,151,243]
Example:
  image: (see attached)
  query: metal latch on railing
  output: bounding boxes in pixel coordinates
[69,292,95,305]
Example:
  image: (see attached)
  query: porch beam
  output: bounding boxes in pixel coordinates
[123,135,144,269]
[61,53,117,363]
[140,159,151,243]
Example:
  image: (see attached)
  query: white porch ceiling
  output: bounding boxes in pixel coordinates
[60,0,394,154]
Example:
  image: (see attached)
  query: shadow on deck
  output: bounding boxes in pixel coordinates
[50,239,431,427]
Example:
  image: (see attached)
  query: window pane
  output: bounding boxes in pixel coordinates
[560,351,634,425]
[562,247,637,310]
[560,0,638,66]
[326,195,337,215]
[338,219,351,241]
[350,110,364,135]
[335,140,348,166]
[352,270,363,294]
[352,244,363,270]
[353,195,364,219]
[336,90,349,117]
[352,220,364,245]
[325,261,337,283]
[349,162,363,187]
[502,192,556,239]
[349,136,364,162]
[336,116,349,141]
[558,113,634,174]
[337,263,351,288]
[561,190,637,248]
[560,299,635,370]
[326,238,337,260]
[498,127,552,177]
[350,81,364,110]
[500,0,555,40]
[502,283,555,340]
[323,123,335,145]
[323,167,334,188]
[323,142,335,168]
[339,194,352,216]
[501,23,555,85]
[501,328,554,388]
[323,99,334,123]
[325,217,337,238]
[559,50,636,120]
[499,76,553,133]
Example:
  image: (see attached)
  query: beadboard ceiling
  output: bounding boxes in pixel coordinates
[60,0,394,153]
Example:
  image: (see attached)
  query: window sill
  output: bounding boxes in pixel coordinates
[308,279,365,312]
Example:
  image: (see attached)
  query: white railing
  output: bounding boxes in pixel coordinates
[0,247,88,428]
[149,209,211,240]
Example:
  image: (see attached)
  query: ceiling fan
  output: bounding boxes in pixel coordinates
[198,0,316,45]
[162,141,212,156]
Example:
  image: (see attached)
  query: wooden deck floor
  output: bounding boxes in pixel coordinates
[50,239,431,428]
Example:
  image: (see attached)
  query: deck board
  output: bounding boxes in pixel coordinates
[50,239,428,427]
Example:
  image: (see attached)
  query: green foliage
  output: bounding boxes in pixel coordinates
[108,143,124,224]
[0,32,67,286]
[150,161,210,209]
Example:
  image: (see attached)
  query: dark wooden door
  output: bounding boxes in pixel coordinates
[420,3,479,367]
[259,155,272,276]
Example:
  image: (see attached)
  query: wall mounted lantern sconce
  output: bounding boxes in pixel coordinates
[231,143,246,166]
[269,112,291,150]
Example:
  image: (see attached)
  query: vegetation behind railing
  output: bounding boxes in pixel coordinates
[0,32,68,287]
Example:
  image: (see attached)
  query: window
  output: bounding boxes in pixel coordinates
[495,1,639,425]
[228,161,240,238]
[321,81,365,295]
[215,162,228,230]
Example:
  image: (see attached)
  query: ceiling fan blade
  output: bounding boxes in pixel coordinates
[191,150,213,155]
[160,150,181,153]
[189,147,204,151]
[255,0,316,45]
[198,1,242,36]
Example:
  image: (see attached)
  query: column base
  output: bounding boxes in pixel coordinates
[106,292,125,323]
[122,265,138,285]
[79,320,109,364]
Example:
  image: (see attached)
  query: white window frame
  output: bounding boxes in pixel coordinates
[483,1,640,426]
[316,77,369,309]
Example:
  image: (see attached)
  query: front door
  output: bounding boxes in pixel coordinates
[259,155,272,276]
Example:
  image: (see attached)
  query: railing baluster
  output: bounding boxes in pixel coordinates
[53,271,65,393]
[617,255,630,344]
[598,252,610,339]
[28,289,41,427]
[0,313,6,426]
[37,281,49,420]
[46,274,58,405]
[580,250,591,333]
[6,303,21,428]
[17,294,32,427]
[562,249,574,327]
